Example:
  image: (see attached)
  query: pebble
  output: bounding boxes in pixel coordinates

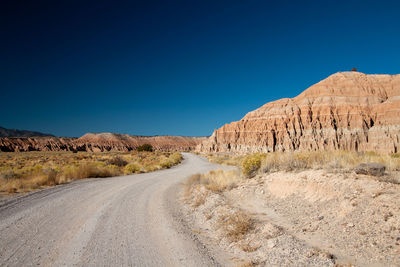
[267,239,277,248]
[347,223,355,227]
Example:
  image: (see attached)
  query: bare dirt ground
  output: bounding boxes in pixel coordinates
[181,168,400,266]
[0,153,230,267]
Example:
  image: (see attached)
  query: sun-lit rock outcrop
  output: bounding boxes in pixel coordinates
[198,72,400,153]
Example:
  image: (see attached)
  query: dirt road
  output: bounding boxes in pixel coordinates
[0,153,225,267]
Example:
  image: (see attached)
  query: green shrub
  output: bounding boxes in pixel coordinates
[241,153,266,178]
[137,144,153,152]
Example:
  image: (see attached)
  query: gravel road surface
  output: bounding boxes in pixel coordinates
[0,153,224,267]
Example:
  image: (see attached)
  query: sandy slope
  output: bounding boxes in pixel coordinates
[0,153,226,267]
[182,169,400,266]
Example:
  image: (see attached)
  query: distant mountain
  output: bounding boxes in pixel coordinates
[0,126,54,138]
[0,132,206,152]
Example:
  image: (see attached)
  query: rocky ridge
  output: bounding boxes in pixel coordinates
[0,133,205,152]
[198,72,400,153]
[0,126,54,138]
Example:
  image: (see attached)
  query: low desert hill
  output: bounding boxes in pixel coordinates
[0,133,206,152]
[0,126,54,138]
[197,71,400,153]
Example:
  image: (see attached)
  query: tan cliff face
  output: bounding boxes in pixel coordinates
[197,72,400,154]
[0,133,206,152]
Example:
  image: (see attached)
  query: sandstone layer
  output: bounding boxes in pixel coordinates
[0,133,205,152]
[198,72,400,153]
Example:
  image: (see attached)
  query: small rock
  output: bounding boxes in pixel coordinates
[354,162,386,176]
[347,223,355,227]
[306,250,314,258]
[384,213,393,221]
[267,239,277,248]
[317,216,324,221]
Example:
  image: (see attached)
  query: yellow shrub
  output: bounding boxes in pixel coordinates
[124,163,141,174]
[170,152,183,163]
[241,153,266,177]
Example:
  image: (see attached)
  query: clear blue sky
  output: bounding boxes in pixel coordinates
[1,0,399,137]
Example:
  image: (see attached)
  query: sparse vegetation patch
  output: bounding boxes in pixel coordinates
[182,151,400,266]
[205,153,243,166]
[217,210,254,242]
[185,169,241,194]
[0,151,183,194]
[205,151,400,181]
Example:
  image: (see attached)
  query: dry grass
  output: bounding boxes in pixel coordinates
[240,241,260,252]
[184,159,255,248]
[203,151,400,179]
[217,210,254,242]
[185,170,241,194]
[375,174,400,184]
[183,170,241,209]
[205,153,244,166]
[0,151,183,194]
[183,175,210,207]
[260,151,400,173]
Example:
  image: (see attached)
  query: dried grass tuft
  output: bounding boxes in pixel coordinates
[217,210,254,242]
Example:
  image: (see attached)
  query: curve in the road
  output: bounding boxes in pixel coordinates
[0,153,227,267]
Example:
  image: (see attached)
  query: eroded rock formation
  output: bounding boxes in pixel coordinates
[75,133,206,152]
[0,133,205,152]
[198,72,400,153]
